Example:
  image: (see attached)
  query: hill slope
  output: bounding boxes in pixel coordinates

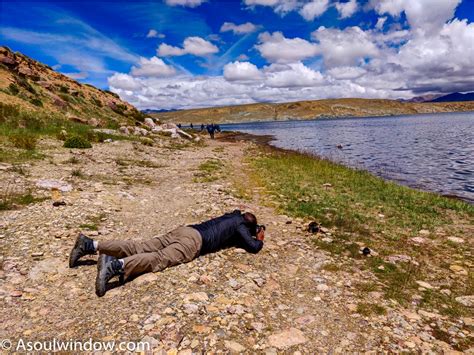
[151,98,474,124]
[0,46,143,127]
[431,92,474,102]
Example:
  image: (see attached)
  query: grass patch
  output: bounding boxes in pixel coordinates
[356,302,386,317]
[194,159,224,183]
[64,135,92,149]
[71,169,84,178]
[65,156,80,164]
[0,188,48,211]
[0,147,45,163]
[79,213,107,231]
[115,157,164,169]
[240,146,474,318]
[8,132,37,150]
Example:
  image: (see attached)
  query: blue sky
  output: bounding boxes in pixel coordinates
[1,0,473,109]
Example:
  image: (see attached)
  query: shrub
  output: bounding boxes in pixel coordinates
[91,97,102,107]
[16,76,36,94]
[8,83,19,95]
[30,98,43,107]
[9,132,37,150]
[59,85,69,93]
[64,135,92,149]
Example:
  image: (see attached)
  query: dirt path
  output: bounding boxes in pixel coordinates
[0,137,469,353]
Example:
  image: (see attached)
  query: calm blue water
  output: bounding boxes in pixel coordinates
[223,112,474,203]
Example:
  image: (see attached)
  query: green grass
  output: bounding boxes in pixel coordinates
[356,302,386,317]
[79,213,107,231]
[0,190,48,211]
[8,131,37,150]
[63,135,92,149]
[71,169,84,178]
[194,159,224,183]
[242,147,474,317]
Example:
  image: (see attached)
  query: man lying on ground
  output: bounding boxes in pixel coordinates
[69,210,265,297]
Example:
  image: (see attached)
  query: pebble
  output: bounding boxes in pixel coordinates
[415,281,434,289]
[268,328,308,349]
[316,284,329,291]
[449,265,467,275]
[224,340,246,353]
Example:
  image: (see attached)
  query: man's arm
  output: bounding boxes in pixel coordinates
[236,224,264,254]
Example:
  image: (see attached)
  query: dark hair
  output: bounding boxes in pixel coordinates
[243,212,258,235]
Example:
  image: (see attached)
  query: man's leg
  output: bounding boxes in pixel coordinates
[120,227,202,280]
[97,237,167,258]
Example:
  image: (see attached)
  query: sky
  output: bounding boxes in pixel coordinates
[1,0,473,110]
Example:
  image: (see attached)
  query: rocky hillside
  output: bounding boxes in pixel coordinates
[0,46,143,127]
[151,98,474,125]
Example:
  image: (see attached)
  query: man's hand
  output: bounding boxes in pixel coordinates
[256,228,265,241]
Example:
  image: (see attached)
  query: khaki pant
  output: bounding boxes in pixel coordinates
[98,226,202,280]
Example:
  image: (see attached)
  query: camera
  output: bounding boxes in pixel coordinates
[256,224,266,233]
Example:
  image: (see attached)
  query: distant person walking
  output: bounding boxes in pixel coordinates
[69,210,265,297]
[190,123,194,129]
[207,123,216,139]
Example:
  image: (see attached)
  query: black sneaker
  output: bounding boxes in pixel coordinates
[69,234,96,268]
[95,254,124,297]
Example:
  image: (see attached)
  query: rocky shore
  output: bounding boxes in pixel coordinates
[0,133,472,353]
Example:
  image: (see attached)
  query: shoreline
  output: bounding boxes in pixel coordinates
[212,109,474,126]
[218,128,474,205]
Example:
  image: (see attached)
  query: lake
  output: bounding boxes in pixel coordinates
[222,112,474,203]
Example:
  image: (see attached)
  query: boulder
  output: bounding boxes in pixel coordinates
[162,122,178,130]
[177,129,193,139]
[455,295,474,307]
[133,127,148,136]
[36,179,72,192]
[144,117,156,129]
[88,118,99,127]
[119,126,130,135]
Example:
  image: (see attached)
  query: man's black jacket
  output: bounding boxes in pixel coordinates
[190,210,263,255]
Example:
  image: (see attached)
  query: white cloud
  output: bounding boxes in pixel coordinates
[107,3,474,110]
[335,0,358,19]
[371,0,462,34]
[312,26,378,67]
[130,57,176,77]
[220,22,258,34]
[146,29,165,39]
[108,73,142,91]
[165,0,206,7]
[244,0,302,15]
[256,31,319,63]
[264,62,324,87]
[299,0,329,21]
[326,66,366,80]
[375,17,387,30]
[157,36,219,57]
[223,61,262,81]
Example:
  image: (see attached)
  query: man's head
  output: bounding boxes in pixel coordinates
[243,212,265,238]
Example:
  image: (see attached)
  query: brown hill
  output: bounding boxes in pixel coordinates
[151,98,474,125]
[0,46,143,127]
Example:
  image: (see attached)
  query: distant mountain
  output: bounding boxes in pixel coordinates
[401,94,442,103]
[150,98,474,124]
[142,108,178,114]
[430,92,474,102]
